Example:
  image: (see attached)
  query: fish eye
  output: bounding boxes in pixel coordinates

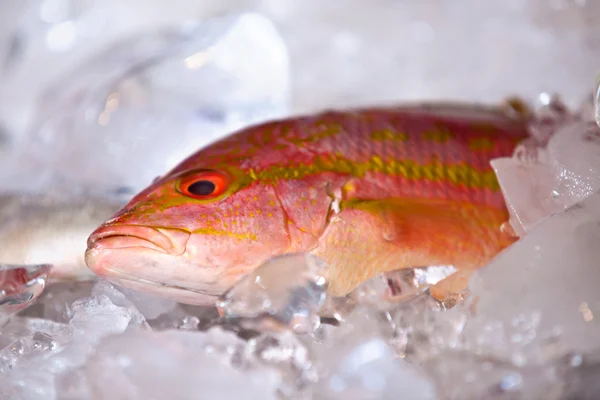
[177,170,230,200]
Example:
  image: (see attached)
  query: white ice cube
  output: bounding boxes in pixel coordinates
[468,190,600,355]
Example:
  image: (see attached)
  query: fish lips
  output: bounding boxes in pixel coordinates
[86,224,190,256]
[84,225,227,304]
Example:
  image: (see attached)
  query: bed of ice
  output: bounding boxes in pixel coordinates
[1,1,600,399]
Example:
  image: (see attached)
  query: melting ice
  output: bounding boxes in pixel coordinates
[3,93,600,399]
[1,3,600,399]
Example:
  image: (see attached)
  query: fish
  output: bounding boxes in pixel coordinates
[85,101,530,305]
[0,191,124,281]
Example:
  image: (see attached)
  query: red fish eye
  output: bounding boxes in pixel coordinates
[178,170,230,200]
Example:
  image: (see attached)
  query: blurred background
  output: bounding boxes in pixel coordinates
[0,0,598,196]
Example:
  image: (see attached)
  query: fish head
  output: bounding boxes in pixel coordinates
[84,160,302,305]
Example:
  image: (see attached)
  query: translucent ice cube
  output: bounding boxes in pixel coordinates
[147,304,220,331]
[0,263,51,324]
[217,253,328,333]
[548,121,600,208]
[6,12,290,194]
[468,190,600,355]
[492,118,600,234]
[350,266,457,306]
[69,295,134,340]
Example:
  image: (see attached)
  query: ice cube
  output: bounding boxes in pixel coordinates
[492,119,600,234]
[84,328,280,400]
[217,253,328,333]
[8,12,290,194]
[491,155,558,236]
[548,121,600,209]
[91,280,152,326]
[0,263,51,324]
[69,295,134,340]
[468,190,600,355]
[350,266,457,306]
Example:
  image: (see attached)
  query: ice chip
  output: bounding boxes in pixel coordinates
[0,263,51,324]
[390,293,467,362]
[177,316,200,330]
[217,253,328,333]
[350,266,457,306]
[248,332,317,397]
[69,295,133,340]
[147,304,219,331]
[468,190,600,355]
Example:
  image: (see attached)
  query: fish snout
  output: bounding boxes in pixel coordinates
[87,225,190,256]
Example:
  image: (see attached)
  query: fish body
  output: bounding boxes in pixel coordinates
[0,192,123,281]
[85,102,529,304]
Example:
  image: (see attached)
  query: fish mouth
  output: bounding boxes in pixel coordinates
[87,225,190,256]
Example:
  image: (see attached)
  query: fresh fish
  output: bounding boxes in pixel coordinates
[0,192,123,281]
[85,102,529,305]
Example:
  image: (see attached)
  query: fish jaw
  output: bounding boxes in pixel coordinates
[84,224,282,305]
[85,225,227,305]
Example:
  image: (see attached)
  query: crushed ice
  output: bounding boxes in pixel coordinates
[1,3,600,400]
